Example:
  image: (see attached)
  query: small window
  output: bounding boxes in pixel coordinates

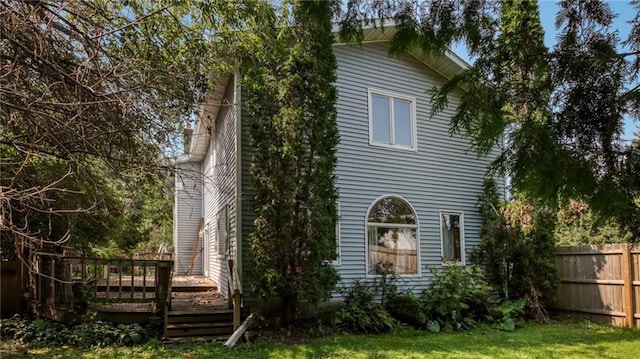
[368,89,416,151]
[440,211,465,264]
[366,196,418,275]
[216,205,229,256]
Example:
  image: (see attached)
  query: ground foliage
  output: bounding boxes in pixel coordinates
[337,266,524,334]
[242,0,341,327]
[472,178,559,323]
[337,280,396,334]
[420,264,504,332]
[0,315,155,347]
[339,0,640,239]
[2,321,640,359]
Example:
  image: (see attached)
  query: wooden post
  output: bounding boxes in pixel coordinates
[130,259,135,301]
[37,254,43,305]
[233,289,241,330]
[155,262,170,313]
[118,260,123,301]
[106,261,111,302]
[622,243,634,327]
[228,260,233,310]
[142,264,147,301]
[64,260,73,308]
[93,262,98,303]
[51,257,56,306]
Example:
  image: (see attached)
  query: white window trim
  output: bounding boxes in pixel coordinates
[216,205,229,258]
[332,201,341,266]
[364,194,421,278]
[368,88,418,151]
[439,210,466,266]
[203,222,211,277]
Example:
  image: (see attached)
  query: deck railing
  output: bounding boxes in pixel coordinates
[32,252,173,318]
[227,259,242,330]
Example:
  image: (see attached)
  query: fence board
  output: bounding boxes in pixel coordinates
[552,243,638,327]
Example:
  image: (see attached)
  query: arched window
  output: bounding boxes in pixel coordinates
[366,196,418,275]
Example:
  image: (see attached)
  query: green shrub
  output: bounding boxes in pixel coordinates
[473,178,559,323]
[0,315,150,347]
[420,264,497,332]
[385,291,427,329]
[493,298,527,332]
[0,316,71,346]
[337,280,396,334]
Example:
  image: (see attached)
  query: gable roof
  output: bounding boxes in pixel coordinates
[333,24,469,81]
[181,25,468,162]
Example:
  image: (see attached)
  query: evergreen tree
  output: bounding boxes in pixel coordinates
[244,0,340,326]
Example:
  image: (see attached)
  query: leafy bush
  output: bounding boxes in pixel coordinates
[420,264,497,332]
[385,291,427,329]
[0,315,151,347]
[337,280,396,334]
[472,178,559,323]
[493,298,526,332]
[0,316,71,346]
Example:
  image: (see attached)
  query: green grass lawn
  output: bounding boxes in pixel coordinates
[2,320,639,359]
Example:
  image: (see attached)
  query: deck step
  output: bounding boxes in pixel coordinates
[164,308,236,340]
[167,310,233,324]
[171,284,217,293]
[163,335,230,344]
[166,322,233,337]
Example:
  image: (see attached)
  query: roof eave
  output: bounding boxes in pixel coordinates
[333,23,469,80]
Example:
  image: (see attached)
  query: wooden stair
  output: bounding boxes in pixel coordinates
[163,278,236,343]
[164,309,235,342]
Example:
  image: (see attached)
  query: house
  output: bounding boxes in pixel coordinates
[171,26,500,301]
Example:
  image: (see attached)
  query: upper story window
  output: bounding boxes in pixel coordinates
[440,211,465,265]
[368,89,417,151]
[366,196,418,275]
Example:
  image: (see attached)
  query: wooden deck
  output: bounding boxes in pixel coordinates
[95,275,216,290]
[172,276,218,292]
[96,276,226,314]
[171,276,227,311]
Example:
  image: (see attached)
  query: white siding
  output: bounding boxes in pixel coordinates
[173,161,203,275]
[202,79,237,297]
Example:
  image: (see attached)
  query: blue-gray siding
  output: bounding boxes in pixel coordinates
[237,41,499,296]
[333,42,496,292]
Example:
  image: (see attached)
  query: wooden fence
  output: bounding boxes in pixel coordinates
[552,243,639,327]
[369,246,417,274]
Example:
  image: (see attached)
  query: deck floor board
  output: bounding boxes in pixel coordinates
[95,276,227,314]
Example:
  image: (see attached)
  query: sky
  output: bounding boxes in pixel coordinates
[453,0,638,141]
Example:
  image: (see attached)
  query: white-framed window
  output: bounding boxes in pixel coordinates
[439,211,465,265]
[216,205,229,256]
[368,89,417,151]
[203,222,211,276]
[366,195,419,275]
